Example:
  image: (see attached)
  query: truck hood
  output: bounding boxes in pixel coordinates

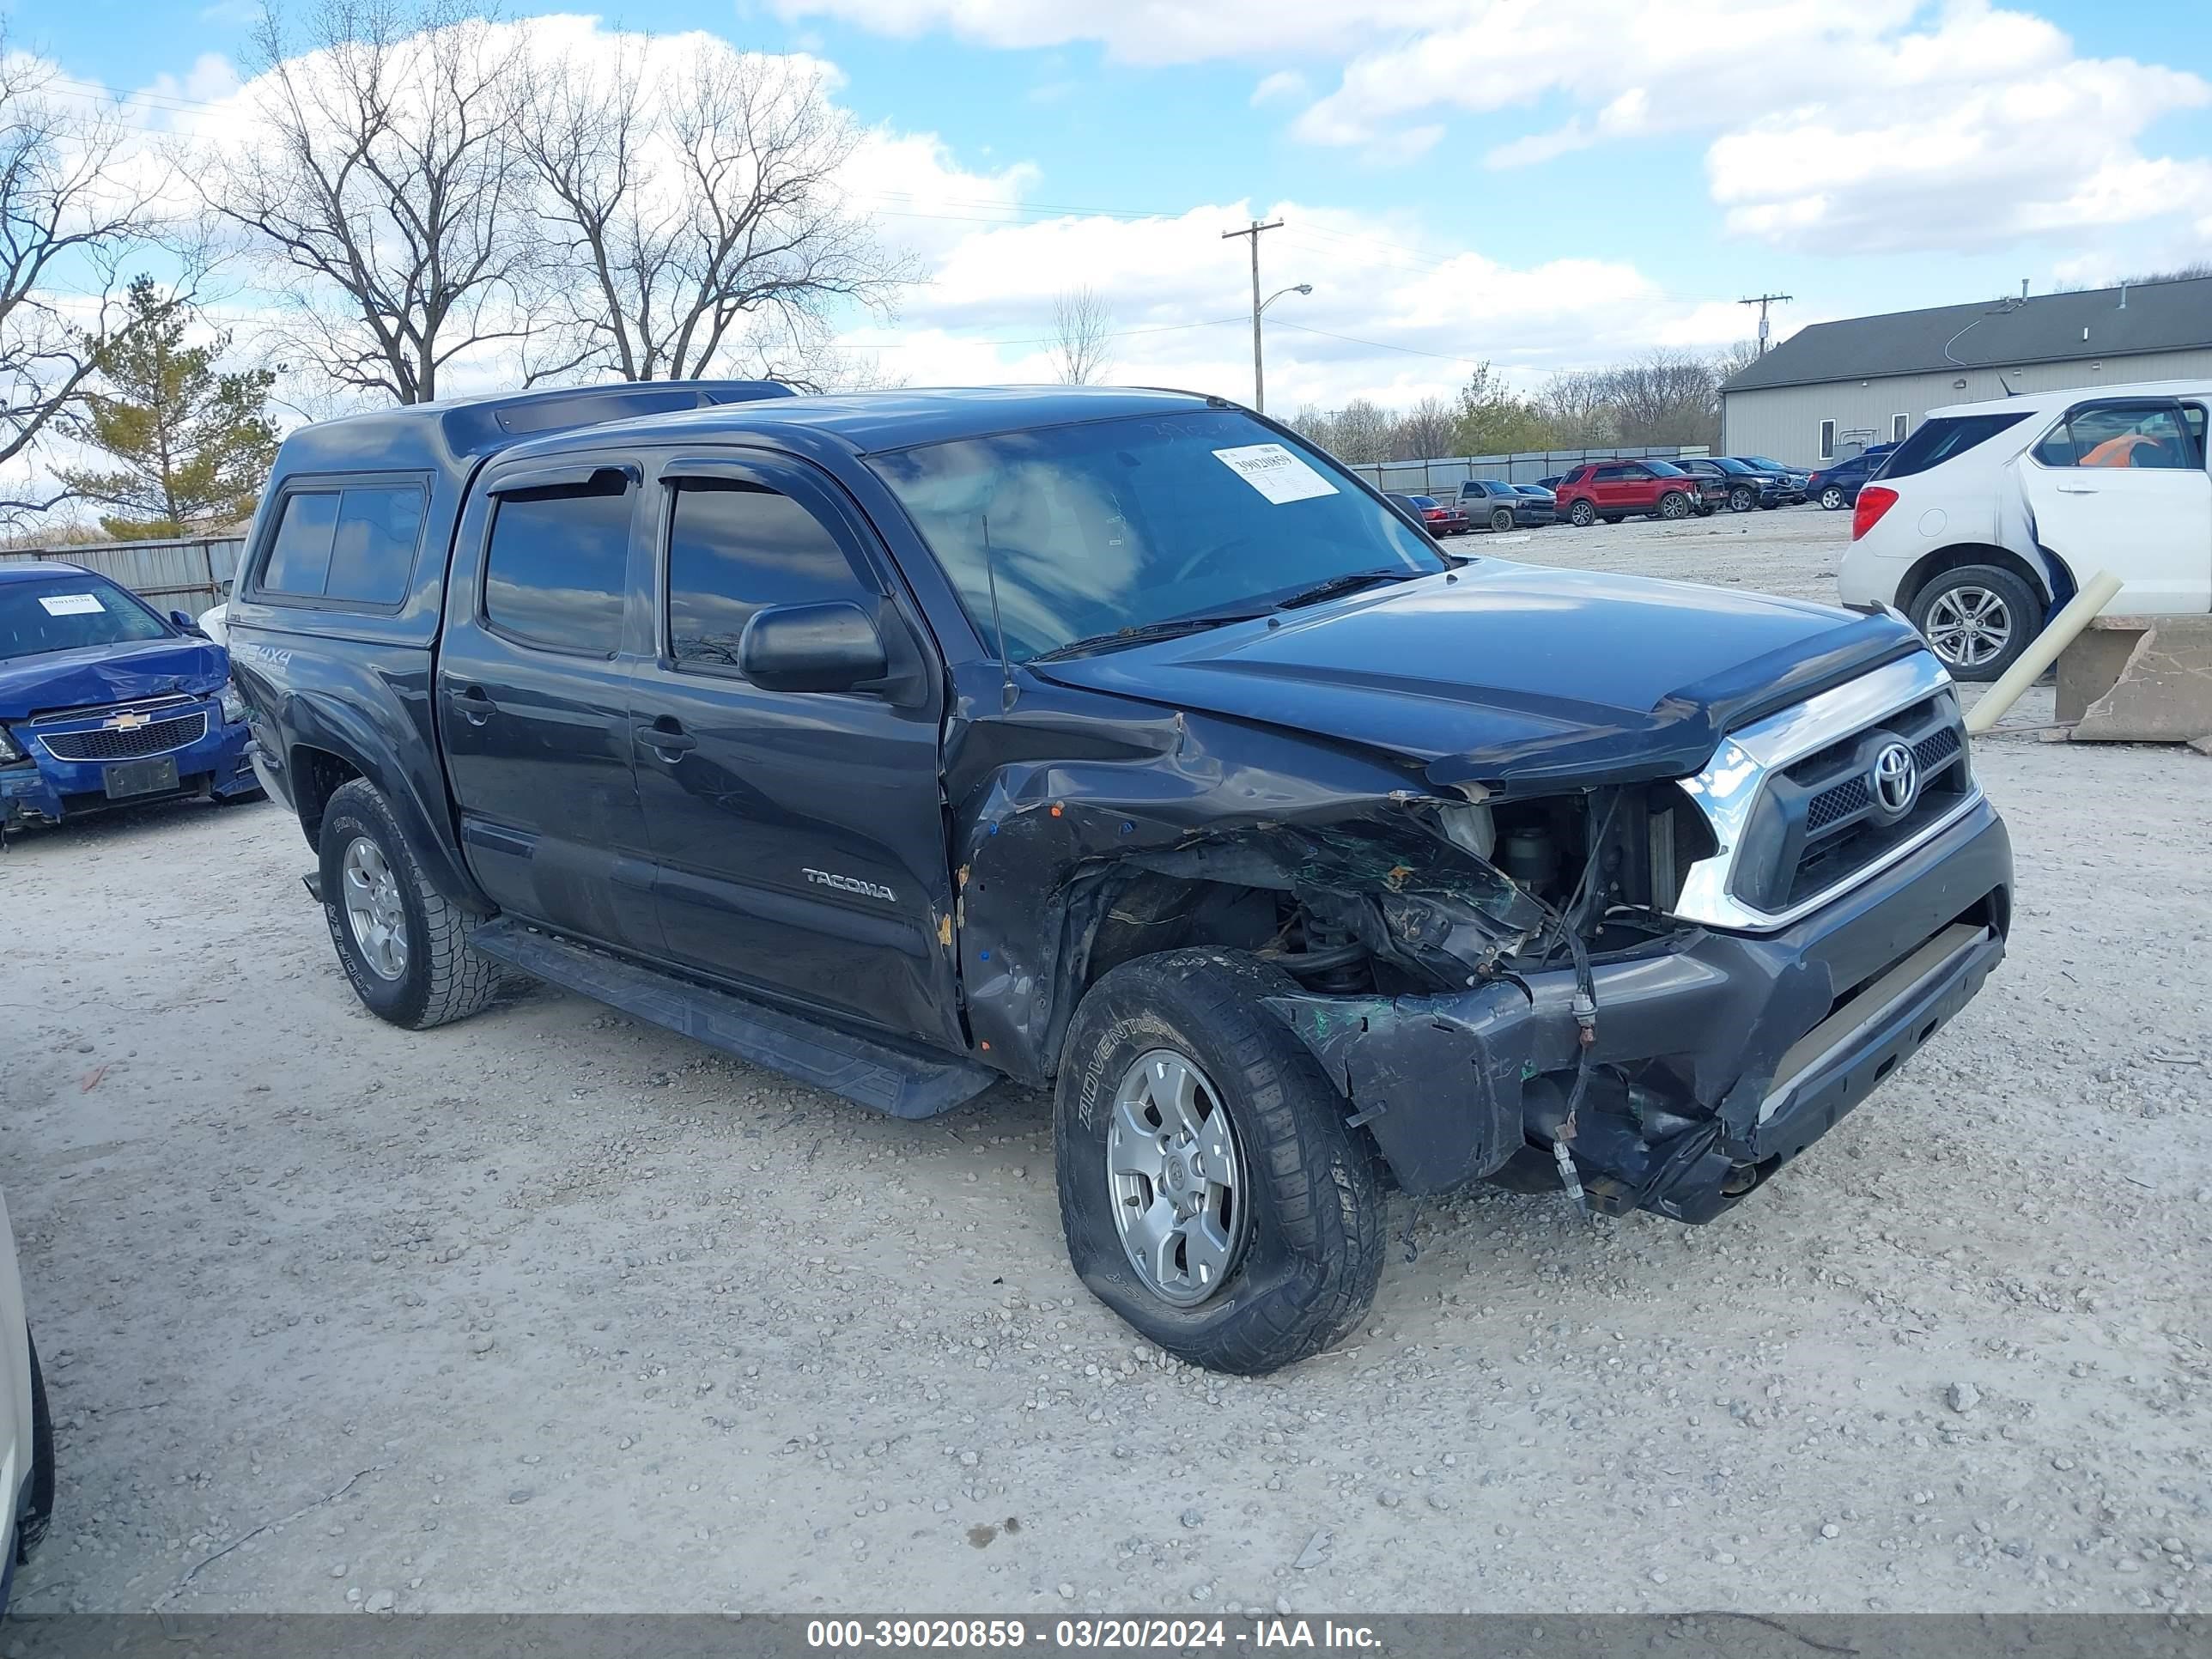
[1030,562,1925,795]
[0,635,228,722]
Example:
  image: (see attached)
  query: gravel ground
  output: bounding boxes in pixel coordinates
[2,508,2204,1617]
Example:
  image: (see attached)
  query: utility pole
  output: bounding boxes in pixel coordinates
[1740,292,1793,356]
[1224,216,1285,410]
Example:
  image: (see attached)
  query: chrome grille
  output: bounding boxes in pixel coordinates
[40,710,207,761]
[1672,653,1983,933]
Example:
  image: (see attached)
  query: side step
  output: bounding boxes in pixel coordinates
[467,920,995,1121]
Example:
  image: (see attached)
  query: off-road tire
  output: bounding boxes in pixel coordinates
[17,1332,52,1561]
[1820,484,1845,510]
[1568,498,1597,527]
[1657,489,1691,520]
[1489,507,1514,532]
[1055,951,1386,1376]
[1728,484,1755,513]
[319,779,502,1030]
[1907,563,2042,683]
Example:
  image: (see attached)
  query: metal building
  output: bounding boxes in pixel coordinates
[1720,274,2212,468]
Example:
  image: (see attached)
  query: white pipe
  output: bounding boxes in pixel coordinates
[1963,567,2123,735]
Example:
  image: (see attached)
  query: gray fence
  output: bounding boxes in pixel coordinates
[1345,444,1711,495]
[2,535,246,617]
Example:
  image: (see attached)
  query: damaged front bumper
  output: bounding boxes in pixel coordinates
[1266,794,2011,1224]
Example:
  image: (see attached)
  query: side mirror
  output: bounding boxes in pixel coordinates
[170,610,205,636]
[738,601,887,694]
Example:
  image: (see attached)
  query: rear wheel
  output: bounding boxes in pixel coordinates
[1658,490,1691,520]
[1909,564,2041,682]
[1568,499,1597,527]
[1728,485,1754,513]
[1820,484,1845,510]
[1490,507,1514,533]
[319,779,503,1030]
[1055,951,1385,1375]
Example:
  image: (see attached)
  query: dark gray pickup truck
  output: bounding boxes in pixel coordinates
[228,381,2012,1374]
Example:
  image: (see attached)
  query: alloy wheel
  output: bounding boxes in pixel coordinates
[342,836,409,981]
[1104,1048,1249,1308]
[1923,586,2014,671]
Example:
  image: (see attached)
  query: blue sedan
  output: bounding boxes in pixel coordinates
[0,562,259,834]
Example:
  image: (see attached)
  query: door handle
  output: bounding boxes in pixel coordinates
[451,685,498,725]
[635,720,697,759]
[2055,483,2100,494]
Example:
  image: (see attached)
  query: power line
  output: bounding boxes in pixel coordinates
[1267,318,1491,368]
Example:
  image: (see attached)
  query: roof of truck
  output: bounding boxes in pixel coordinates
[267,382,1224,487]
[504,384,1218,458]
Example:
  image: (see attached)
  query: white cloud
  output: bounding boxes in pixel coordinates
[776,0,2212,256]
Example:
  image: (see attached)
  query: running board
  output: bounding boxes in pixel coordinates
[468,920,995,1121]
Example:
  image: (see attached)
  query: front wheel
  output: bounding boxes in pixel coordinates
[1568,499,1597,527]
[1490,507,1514,533]
[1820,485,1845,510]
[318,779,504,1030]
[1658,490,1691,520]
[1728,485,1754,514]
[1908,564,2041,682]
[1055,951,1385,1376]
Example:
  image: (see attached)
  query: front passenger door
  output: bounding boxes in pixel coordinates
[629,454,960,1045]
[2020,398,2212,613]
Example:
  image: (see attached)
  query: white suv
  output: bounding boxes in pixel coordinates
[1837,380,2211,679]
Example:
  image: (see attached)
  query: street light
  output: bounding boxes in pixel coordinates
[1250,283,1311,414]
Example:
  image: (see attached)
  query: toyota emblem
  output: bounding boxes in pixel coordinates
[1871,740,1919,816]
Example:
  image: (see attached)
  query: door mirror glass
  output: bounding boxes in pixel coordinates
[738,601,886,693]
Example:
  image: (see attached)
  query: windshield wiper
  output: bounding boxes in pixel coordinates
[1029,607,1267,663]
[1267,568,1424,611]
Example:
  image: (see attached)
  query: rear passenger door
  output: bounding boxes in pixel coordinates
[436,457,662,955]
[627,452,959,1046]
[2021,398,2211,614]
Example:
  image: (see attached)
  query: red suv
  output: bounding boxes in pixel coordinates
[1555,460,1724,526]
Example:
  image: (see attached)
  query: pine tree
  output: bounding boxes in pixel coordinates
[59,279,279,541]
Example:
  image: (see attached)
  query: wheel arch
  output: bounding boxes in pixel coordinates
[1895,543,2057,617]
[286,701,491,913]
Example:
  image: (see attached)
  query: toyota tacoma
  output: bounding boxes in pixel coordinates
[228,382,2012,1375]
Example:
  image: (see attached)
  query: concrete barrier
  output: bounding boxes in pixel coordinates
[2057,615,2212,747]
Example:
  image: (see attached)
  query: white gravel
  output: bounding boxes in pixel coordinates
[1,508,2205,1615]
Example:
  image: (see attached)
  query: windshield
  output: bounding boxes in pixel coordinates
[0,574,170,661]
[1746,456,1789,471]
[1407,495,1439,508]
[1709,458,1754,475]
[871,410,1444,662]
[1644,460,1688,477]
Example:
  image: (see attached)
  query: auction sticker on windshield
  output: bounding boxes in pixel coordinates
[1212,444,1339,505]
[38,592,104,617]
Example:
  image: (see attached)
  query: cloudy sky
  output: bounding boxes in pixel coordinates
[21,0,2212,413]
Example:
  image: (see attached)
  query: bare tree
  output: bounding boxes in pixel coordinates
[1388,395,1455,460]
[1533,369,1616,447]
[517,37,908,383]
[1712,337,1759,386]
[0,41,167,520]
[1323,398,1393,465]
[1601,349,1721,447]
[204,1,548,404]
[1048,286,1113,385]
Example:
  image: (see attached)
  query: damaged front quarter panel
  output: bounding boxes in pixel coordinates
[945,699,1551,1086]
